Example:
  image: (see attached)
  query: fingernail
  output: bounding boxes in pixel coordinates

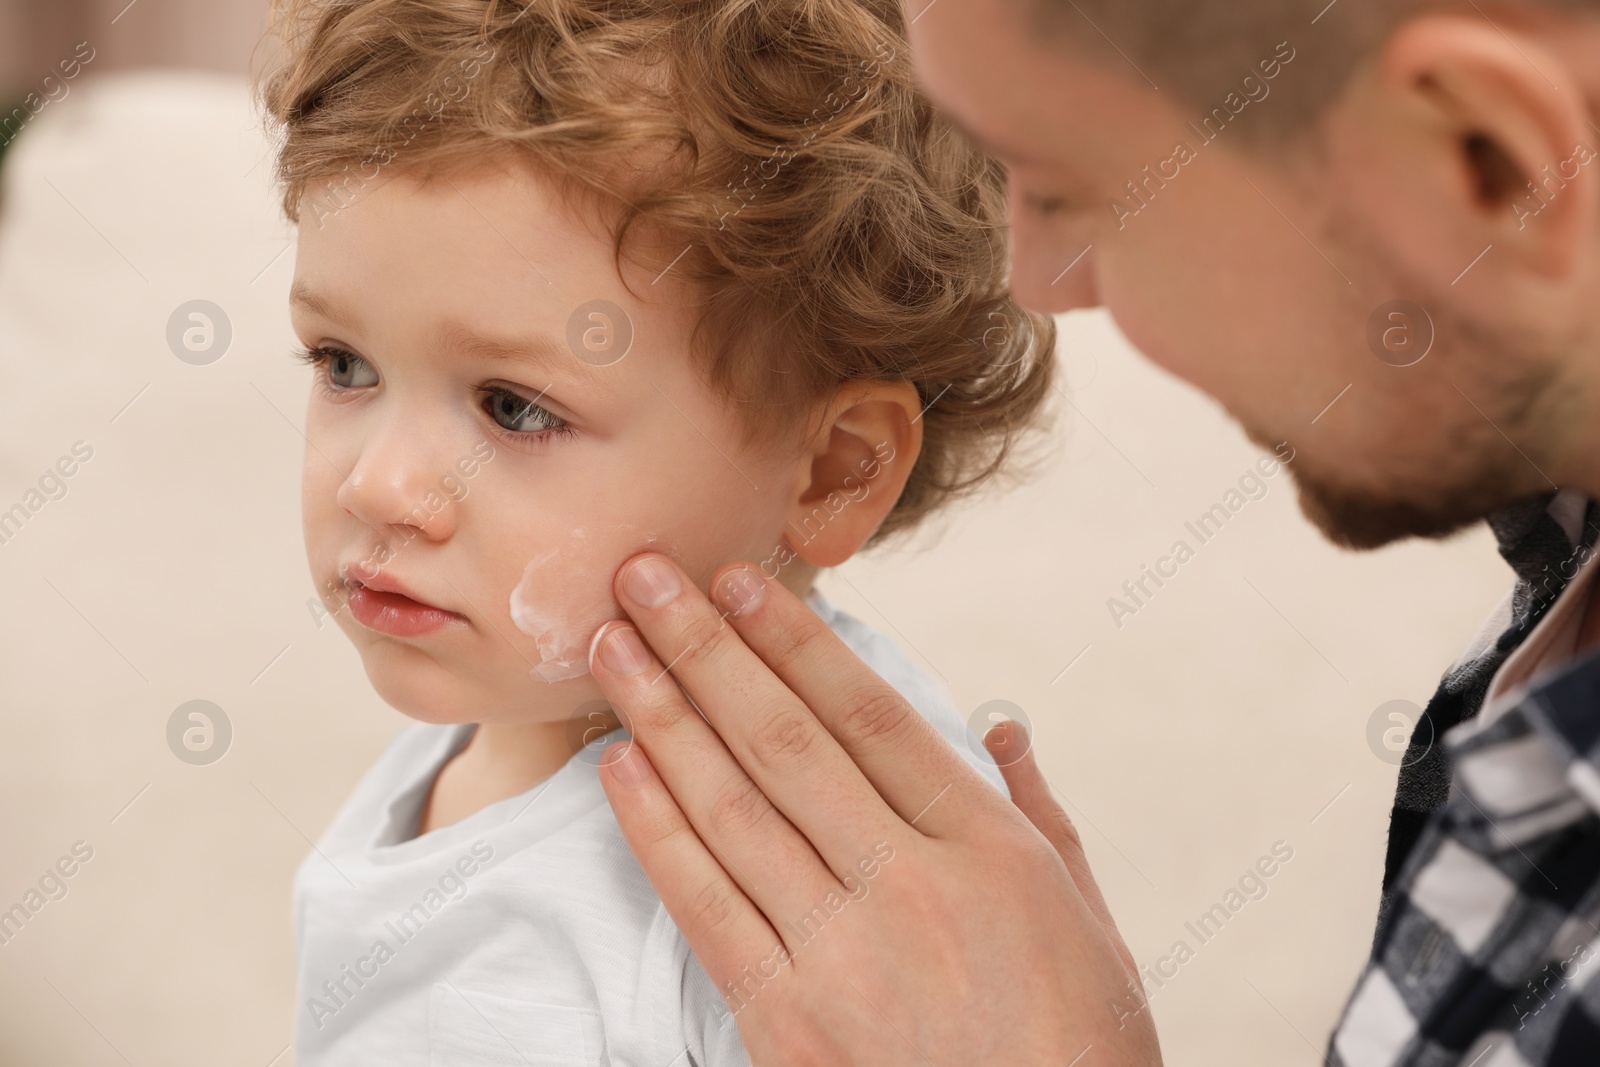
[984,720,1031,767]
[599,625,653,675]
[984,721,1012,751]
[713,566,766,617]
[604,741,648,785]
[622,557,681,608]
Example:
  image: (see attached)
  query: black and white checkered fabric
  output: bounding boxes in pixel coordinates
[1330,491,1600,1065]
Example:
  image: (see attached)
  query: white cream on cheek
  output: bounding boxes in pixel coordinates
[508,524,668,683]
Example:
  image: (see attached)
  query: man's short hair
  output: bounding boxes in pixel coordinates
[1027,0,1599,144]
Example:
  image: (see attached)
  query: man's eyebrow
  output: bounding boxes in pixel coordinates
[943,113,1050,169]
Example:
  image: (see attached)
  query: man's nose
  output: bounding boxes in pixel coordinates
[1006,192,1099,313]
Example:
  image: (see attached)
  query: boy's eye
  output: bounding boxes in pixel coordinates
[325,348,379,388]
[294,345,570,440]
[297,345,380,388]
[485,387,566,436]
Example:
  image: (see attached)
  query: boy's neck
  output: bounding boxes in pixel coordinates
[417,714,610,835]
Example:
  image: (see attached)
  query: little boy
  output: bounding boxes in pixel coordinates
[260,0,1055,1061]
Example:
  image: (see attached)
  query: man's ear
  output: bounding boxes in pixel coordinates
[1324,12,1599,322]
[783,381,924,569]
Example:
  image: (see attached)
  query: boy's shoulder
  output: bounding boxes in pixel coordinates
[808,590,1007,797]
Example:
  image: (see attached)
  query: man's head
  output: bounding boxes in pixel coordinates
[910,0,1600,548]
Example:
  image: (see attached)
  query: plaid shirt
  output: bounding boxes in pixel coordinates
[1330,491,1600,1066]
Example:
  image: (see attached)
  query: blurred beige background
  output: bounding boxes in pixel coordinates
[0,0,269,95]
[0,3,1517,1065]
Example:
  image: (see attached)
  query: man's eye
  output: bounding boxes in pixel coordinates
[1024,193,1069,217]
[486,388,567,435]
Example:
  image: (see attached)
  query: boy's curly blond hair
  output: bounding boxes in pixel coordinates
[260,0,1056,544]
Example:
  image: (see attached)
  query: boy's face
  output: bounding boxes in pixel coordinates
[292,162,809,727]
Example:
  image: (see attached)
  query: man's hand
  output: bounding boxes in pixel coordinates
[585,553,1162,1065]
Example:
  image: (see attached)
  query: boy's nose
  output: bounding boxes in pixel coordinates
[335,422,462,542]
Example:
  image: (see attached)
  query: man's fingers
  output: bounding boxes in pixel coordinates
[989,722,1138,981]
[589,620,848,939]
[597,740,784,988]
[707,561,1002,837]
[610,555,911,866]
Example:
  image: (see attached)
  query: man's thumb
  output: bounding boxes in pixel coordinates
[987,721,1084,863]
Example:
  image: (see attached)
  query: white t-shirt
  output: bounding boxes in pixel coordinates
[293,592,1007,1065]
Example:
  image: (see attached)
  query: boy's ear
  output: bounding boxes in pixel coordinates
[784,381,924,568]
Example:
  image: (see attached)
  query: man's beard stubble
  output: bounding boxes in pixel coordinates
[1237,221,1569,551]
[1290,452,1542,551]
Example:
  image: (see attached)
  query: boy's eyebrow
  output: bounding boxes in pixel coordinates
[292,283,583,379]
[436,323,571,373]
[290,282,349,326]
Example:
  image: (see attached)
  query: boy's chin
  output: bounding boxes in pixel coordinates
[362,655,607,728]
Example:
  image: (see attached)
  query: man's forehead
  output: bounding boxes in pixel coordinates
[915,0,1164,135]
[911,1,1176,170]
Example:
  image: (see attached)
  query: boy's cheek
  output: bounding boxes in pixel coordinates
[508,529,656,683]
[300,471,342,550]
[501,516,753,683]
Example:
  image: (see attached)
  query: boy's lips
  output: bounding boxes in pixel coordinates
[339,566,466,637]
